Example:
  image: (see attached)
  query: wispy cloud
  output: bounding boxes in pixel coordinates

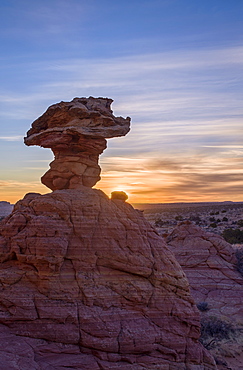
[0,179,49,204]
[1,45,243,118]
[0,136,23,141]
[1,44,242,203]
[1,0,92,40]
[96,149,243,202]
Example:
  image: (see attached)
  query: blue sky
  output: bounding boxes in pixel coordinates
[0,0,243,203]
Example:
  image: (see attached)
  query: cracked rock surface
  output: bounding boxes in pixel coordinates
[166,222,243,320]
[0,189,216,369]
[167,222,243,370]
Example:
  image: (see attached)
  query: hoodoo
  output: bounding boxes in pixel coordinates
[24,97,130,190]
[0,98,216,369]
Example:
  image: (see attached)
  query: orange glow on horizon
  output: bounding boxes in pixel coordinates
[1,154,242,205]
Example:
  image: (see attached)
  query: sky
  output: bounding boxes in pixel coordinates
[0,0,243,204]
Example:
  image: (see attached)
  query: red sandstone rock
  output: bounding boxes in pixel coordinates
[24,97,130,191]
[166,222,243,370]
[111,191,128,201]
[166,222,243,320]
[0,97,216,368]
[0,189,216,369]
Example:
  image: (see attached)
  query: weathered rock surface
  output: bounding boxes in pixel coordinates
[0,97,217,368]
[166,222,243,320]
[0,189,216,369]
[166,222,243,370]
[24,97,130,191]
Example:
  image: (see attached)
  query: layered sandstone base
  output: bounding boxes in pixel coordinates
[0,189,216,369]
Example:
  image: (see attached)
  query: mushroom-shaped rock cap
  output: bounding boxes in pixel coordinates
[24,97,131,147]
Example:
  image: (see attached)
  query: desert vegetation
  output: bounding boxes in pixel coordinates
[200,316,236,349]
[199,316,243,369]
[134,202,243,243]
[223,228,243,244]
[197,302,210,312]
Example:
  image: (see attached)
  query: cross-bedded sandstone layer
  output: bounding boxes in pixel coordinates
[0,189,216,369]
[167,222,243,370]
[166,222,243,321]
[24,97,130,190]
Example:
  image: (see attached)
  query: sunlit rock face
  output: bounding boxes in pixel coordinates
[0,98,217,369]
[24,97,130,190]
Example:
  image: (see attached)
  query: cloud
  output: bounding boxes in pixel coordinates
[1,44,243,161]
[1,0,92,40]
[45,46,243,74]
[0,179,49,204]
[0,180,41,189]
[1,43,242,203]
[0,136,22,141]
[96,151,243,203]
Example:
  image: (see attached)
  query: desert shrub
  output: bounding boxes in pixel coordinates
[214,357,228,366]
[235,249,243,277]
[197,302,209,312]
[222,217,228,222]
[200,317,235,349]
[175,215,183,221]
[237,219,243,227]
[209,217,216,222]
[155,219,165,227]
[189,215,201,223]
[222,228,243,244]
[210,223,217,228]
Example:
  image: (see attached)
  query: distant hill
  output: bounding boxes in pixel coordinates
[0,201,14,218]
[132,201,243,213]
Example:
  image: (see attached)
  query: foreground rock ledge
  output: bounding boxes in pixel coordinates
[0,188,216,369]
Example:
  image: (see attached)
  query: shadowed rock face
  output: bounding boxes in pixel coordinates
[0,98,217,368]
[0,189,216,369]
[166,222,243,320]
[24,97,130,190]
[166,222,243,370]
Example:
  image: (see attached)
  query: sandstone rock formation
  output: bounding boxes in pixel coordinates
[0,189,216,369]
[0,98,217,369]
[24,97,130,190]
[111,191,129,201]
[166,222,243,370]
[166,222,243,320]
